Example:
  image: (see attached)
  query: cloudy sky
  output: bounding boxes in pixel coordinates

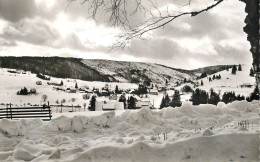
[0,0,252,69]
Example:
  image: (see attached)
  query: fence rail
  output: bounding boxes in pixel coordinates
[0,102,52,120]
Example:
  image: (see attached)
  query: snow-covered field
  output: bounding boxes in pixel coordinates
[0,101,259,161]
[0,68,137,108]
[197,64,255,96]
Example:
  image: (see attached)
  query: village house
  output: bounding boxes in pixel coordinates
[240,83,253,88]
[136,98,153,109]
[149,88,159,95]
[156,84,166,92]
[167,83,175,90]
[47,81,61,86]
[95,101,124,111]
[109,94,118,100]
[82,93,92,100]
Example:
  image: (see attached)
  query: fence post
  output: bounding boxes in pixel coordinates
[9,103,12,120]
[6,104,8,119]
[49,106,51,120]
[48,102,51,120]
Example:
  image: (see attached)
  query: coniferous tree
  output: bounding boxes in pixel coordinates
[218,74,221,79]
[213,75,215,80]
[201,80,204,86]
[238,64,242,71]
[222,91,237,104]
[160,96,166,109]
[60,80,63,86]
[208,89,220,105]
[119,94,126,109]
[184,78,187,83]
[209,77,212,82]
[164,94,170,107]
[191,89,201,105]
[200,72,207,78]
[236,94,245,101]
[89,95,96,111]
[231,65,237,74]
[115,85,119,94]
[170,90,182,107]
[128,96,136,109]
[246,85,259,102]
[199,90,208,104]
[75,83,78,89]
[249,68,255,77]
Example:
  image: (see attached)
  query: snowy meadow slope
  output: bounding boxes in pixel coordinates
[82,59,195,83]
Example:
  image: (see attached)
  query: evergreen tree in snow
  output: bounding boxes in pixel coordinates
[170,90,182,108]
[231,65,237,74]
[89,95,96,111]
[164,94,170,107]
[208,89,220,105]
[236,94,245,101]
[119,94,126,109]
[200,72,207,78]
[160,96,166,109]
[60,80,63,86]
[75,83,78,89]
[191,89,201,105]
[222,91,237,104]
[201,80,204,86]
[246,85,259,102]
[199,90,208,104]
[128,96,136,109]
[238,64,242,71]
[115,85,119,94]
[249,68,255,77]
[209,77,212,82]
[184,78,187,83]
[213,75,215,80]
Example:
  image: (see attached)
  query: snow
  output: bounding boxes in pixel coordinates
[196,64,256,96]
[0,100,259,161]
[82,59,193,83]
[0,65,259,161]
[0,68,137,109]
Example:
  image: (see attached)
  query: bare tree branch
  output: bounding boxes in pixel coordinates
[67,0,224,51]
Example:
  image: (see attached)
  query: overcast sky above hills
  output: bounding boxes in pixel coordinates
[0,0,252,69]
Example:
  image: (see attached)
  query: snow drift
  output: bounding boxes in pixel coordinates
[0,101,259,161]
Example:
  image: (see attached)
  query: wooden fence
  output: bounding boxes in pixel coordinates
[0,102,52,120]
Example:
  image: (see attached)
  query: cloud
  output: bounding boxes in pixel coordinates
[0,0,252,69]
[0,0,37,22]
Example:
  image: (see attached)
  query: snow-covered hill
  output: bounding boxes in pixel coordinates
[1,57,232,85]
[82,59,195,83]
[197,64,256,96]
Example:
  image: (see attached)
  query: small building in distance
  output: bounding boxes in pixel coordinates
[149,89,158,95]
[240,83,253,88]
[95,101,124,111]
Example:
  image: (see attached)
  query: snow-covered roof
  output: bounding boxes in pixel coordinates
[95,101,124,111]
[150,89,158,93]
